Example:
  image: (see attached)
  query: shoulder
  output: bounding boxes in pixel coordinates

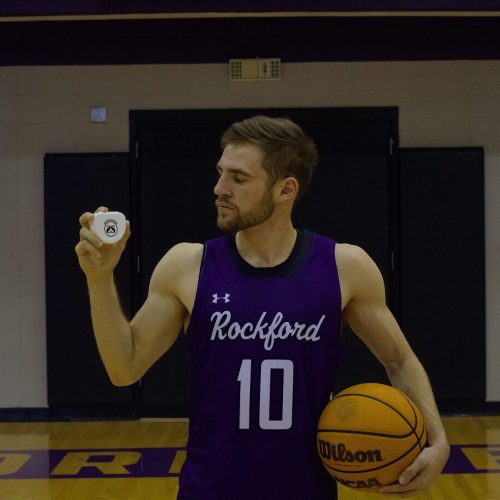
[166,242,204,264]
[335,243,385,304]
[335,243,373,271]
[156,242,204,270]
[150,243,204,294]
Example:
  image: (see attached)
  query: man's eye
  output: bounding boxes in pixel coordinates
[234,177,244,184]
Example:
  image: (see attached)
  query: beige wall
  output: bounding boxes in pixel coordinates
[1,61,499,407]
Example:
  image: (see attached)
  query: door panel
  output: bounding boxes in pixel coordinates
[44,154,134,410]
[139,157,221,415]
[399,148,485,404]
[295,154,392,392]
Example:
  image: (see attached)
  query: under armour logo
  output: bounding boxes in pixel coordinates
[212,293,231,304]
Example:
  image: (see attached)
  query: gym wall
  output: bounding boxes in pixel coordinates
[1,59,499,407]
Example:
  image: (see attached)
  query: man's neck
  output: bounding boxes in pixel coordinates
[235,221,297,268]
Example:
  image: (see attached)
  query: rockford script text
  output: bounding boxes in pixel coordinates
[210,311,325,351]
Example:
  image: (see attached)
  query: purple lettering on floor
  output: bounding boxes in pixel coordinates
[0,445,499,479]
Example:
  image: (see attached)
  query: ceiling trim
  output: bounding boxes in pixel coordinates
[2,11,500,23]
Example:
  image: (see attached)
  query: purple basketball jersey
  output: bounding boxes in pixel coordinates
[178,231,343,500]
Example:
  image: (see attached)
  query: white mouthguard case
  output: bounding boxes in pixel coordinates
[90,211,126,244]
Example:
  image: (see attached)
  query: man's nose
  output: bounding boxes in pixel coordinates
[214,175,229,197]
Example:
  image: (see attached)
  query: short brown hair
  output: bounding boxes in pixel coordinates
[220,115,318,202]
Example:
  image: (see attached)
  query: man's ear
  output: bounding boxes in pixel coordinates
[279,177,299,200]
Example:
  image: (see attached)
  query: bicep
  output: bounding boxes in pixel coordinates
[130,290,185,376]
[341,246,413,369]
[128,251,188,379]
[344,299,412,369]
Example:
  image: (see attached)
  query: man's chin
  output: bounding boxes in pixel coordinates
[216,217,238,232]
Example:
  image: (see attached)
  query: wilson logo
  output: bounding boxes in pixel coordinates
[318,439,384,463]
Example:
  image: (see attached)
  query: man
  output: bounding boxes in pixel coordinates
[76,116,450,499]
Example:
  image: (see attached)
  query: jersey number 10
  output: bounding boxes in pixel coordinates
[237,359,294,430]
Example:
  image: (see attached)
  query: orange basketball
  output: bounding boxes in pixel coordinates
[317,383,427,492]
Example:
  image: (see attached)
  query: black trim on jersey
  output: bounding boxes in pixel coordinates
[227,229,312,278]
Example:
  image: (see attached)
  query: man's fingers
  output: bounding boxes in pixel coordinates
[79,207,108,228]
[378,474,425,495]
[114,220,132,248]
[398,455,425,485]
[80,226,104,248]
[79,211,95,227]
[75,240,101,260]
[123,220,131,240]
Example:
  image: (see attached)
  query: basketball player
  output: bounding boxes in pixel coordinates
[76,116,450,498]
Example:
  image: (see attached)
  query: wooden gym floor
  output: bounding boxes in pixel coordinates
[0,415,498,500]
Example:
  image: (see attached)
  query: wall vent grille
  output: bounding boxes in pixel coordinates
[229,58,281,81]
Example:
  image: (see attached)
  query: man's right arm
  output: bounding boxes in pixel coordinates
[75,208,196,386]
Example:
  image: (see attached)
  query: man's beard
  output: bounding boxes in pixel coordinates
[216,189,275,232]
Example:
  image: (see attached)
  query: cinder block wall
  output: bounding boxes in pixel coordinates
[1,60,498,406]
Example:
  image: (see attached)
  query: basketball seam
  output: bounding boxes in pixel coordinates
[399,392,426,450]
[316,428,415,439]
[331,392,417,435]
[318,387,427,482]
